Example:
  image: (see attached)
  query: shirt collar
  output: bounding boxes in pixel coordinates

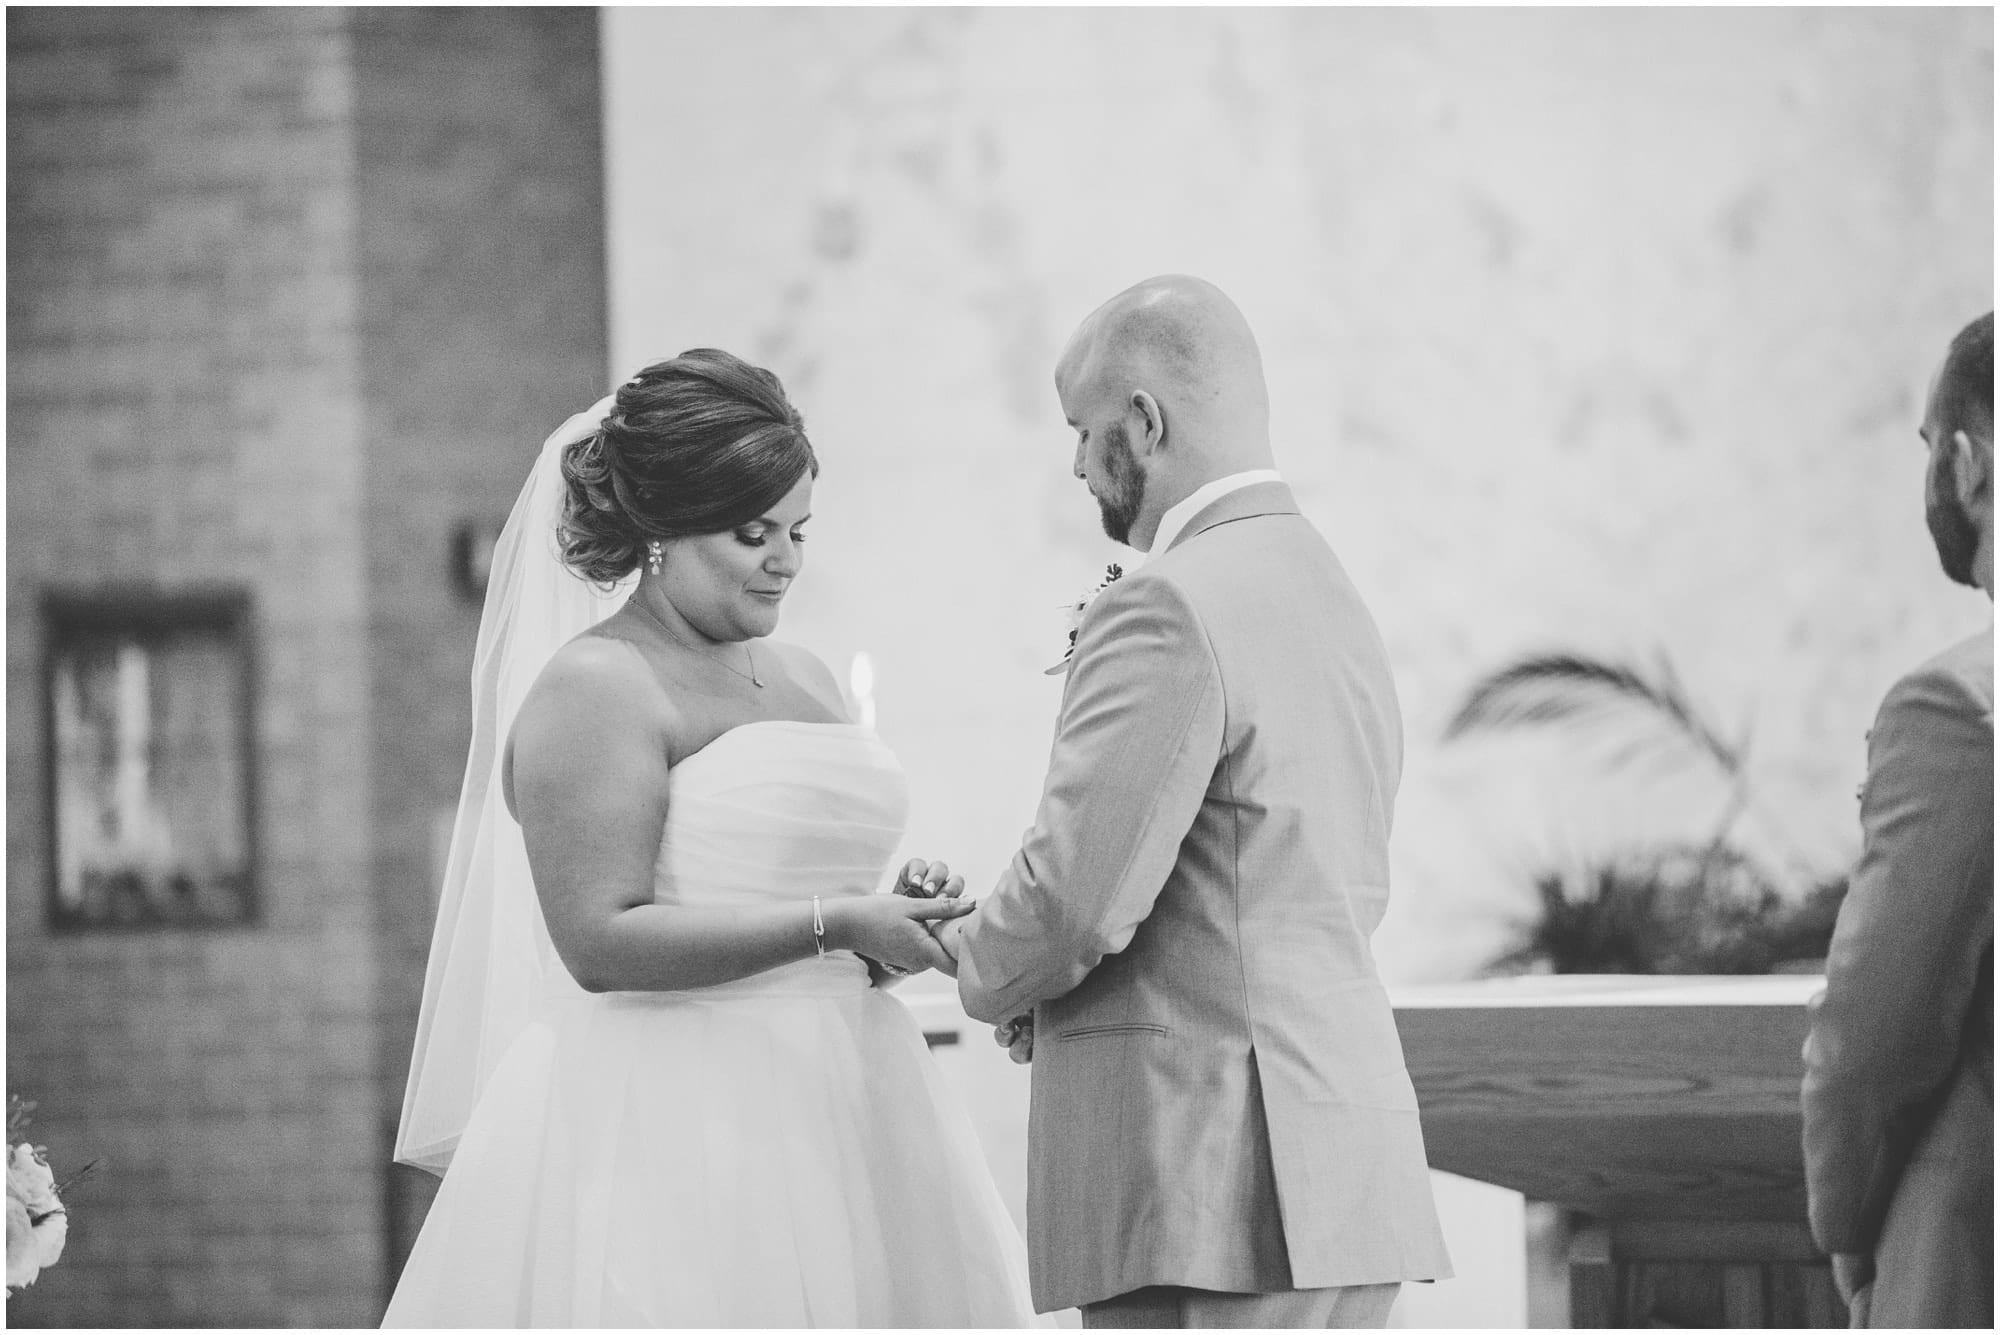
[1143,470,1284,561]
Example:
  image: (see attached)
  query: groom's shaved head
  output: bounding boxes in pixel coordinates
[1056,275,1272,463]
[1058,275,1268,427]
[1054,275,1276,551]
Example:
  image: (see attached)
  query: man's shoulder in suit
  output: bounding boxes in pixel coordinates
[1148,504,1338,580]
[1888,629,1994,725]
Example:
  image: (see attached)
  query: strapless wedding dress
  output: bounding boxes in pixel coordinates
[383,721,1041,1327]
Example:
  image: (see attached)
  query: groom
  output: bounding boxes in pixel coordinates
[931,276,1451,1327]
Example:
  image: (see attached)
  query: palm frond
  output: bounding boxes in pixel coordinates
[1442,652,1745,776]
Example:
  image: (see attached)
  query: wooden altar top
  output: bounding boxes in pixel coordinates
[1389,974,1826,1222]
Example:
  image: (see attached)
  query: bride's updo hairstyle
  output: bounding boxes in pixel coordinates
[558,348,818,585]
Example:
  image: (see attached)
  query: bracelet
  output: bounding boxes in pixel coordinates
[811,895,826,956]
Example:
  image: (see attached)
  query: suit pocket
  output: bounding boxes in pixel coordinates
[1055,1022,1170,1041]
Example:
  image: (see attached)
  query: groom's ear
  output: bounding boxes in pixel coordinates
[1949,429,1992,507]
[1131,390,1166,454]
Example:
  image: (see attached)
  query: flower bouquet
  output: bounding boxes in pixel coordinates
[6,1097,93,1296]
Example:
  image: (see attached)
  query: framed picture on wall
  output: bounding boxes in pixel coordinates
[42,588,259,930]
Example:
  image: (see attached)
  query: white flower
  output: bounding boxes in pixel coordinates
[27,1209,65,1273]
[5,1145,66,1290]
[5,1195,37,1290]
[7,1145,57,1218]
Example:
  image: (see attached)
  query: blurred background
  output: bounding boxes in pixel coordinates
[6,5,1991,1327]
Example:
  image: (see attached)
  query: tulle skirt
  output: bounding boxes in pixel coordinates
[383,968,1043,1328]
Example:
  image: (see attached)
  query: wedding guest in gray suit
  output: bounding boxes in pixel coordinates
[1803,311,1994,1329]
[928,275,1452,1327]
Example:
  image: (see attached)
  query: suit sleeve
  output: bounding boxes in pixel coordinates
[955,574,1224,1025]
[1802,665,1994,1255]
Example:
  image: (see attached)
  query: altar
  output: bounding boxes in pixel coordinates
[1391,974,1847,1328]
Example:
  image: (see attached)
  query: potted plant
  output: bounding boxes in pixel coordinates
[1444,652,1846,975]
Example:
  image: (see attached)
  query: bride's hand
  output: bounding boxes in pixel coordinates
[822,893,972,975]
[894,858,966,901]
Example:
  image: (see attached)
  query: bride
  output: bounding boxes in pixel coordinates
[384,349,1041,1326]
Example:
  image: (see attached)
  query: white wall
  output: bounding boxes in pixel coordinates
[604,7,1991,1325]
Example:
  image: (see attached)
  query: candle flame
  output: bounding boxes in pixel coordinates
[849,651,877,729]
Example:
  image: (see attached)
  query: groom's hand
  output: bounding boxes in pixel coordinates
[930,916,969,978]
[994,1014,1033,1064]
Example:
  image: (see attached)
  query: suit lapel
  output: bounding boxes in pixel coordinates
[1163,481,1301,555]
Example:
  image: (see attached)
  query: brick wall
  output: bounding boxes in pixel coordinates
[5,8,605,1325]
[6,8,374,1325]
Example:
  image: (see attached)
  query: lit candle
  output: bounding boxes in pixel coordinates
[849,651,877,730]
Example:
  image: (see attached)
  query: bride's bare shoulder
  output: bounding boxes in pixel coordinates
[503,628,674,814]
[518,627,676,746]
[539,626,655,700]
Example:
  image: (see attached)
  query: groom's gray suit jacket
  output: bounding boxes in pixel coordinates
[956,482,1452,1314]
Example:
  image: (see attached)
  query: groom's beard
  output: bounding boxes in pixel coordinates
[1095,421,1146,545]
[1925,446,1983,588]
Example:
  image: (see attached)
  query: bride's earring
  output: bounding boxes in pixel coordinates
[646,540,664,576]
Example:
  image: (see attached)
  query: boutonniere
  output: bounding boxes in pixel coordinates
[1044,563,1124,675]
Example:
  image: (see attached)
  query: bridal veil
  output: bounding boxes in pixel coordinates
[394,397,631,1173]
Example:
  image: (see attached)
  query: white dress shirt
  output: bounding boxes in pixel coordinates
[1144,469,1284,561]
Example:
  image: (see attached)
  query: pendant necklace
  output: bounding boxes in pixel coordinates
[630,595,764,688]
